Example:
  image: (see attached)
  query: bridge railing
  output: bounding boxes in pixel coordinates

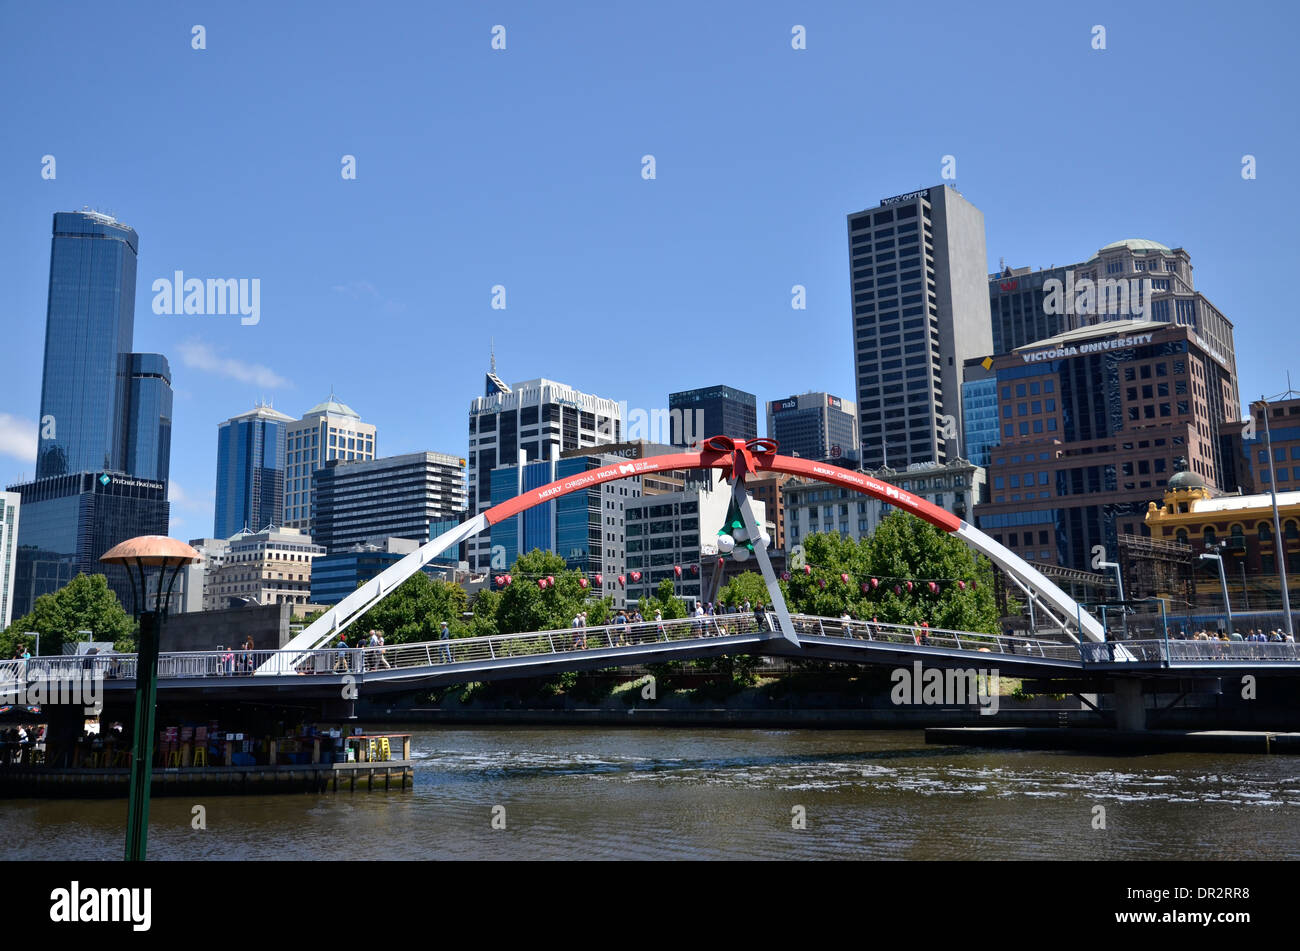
[352,613,770,672]
[786,614,1081,660]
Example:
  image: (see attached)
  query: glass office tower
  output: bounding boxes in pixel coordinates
[214,403,294,539]
[119,352,173,483]
[36,211,139,479]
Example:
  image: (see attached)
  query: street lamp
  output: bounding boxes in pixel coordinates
[1259,397,1295,640]
[1098,561,1128,639]
[100,536,201,863]
[1199,547,1233,637]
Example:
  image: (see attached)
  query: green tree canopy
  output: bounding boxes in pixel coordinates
[2,573,135,656]
[637,578,688,620]
[351,572,469,644]
[783,511,1001,633]
[717,571,772,609]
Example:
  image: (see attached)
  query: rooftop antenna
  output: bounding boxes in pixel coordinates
[490,338,497,375]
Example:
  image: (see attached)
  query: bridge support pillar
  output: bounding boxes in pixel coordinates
[1113,679,1146,731]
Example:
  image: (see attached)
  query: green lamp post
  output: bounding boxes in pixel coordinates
[100,536,201,862]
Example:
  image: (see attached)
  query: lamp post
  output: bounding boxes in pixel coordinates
[1098,561,1127,639]
[100,536,201,862]
[1259,397,1295,639]
[1199,548,1233,637]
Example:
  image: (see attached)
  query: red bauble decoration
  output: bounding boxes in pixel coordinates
[906,581,914,592]
[803,565,812,575]
[546,575,555,586]
[537,579,547,589]
[840,573,850,584]
[579,577,589,589]
[893,585,901,596]
[690,564,699,575]
[618,574,626,586]
[818,579,827,589]
[673,565,682,578]
[928,581,938,594]
[594,573,603,586]
[504,574,513,585]
[870,577,879,588]
[631,571,642,582]
[494,575,504,588]
[958,580,967,590]
[860,582,869,593]
[781,571,791,581]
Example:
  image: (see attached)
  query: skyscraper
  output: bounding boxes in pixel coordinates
[36,211,139,478]
[849,186,993,469]
[118,352,173,483]
[0,492,20,630]
[282,394,377,530]
[766,392,859,464]
[214,403,295,538]
[667,386,757,446]
[311,451,467,553]
[10,210,174,617]
[468,368,623,570]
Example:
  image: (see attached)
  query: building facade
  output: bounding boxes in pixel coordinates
[766,392,859,464]
[849,185,993,469]
[310,536,456,606]
[468,372,623,570]
[974,320,1239,571]
[202,527,323,611]
[667,385,757,447]
[784,458,984,548]
[283,394,377,530]
[1144,467,1300,610]
[0,492,19,630]
[1223,397,1300,495]
[117,352,173,484]
[214,403,294,538]
[489,453,637,604]
[6,472,169,618]
[311,451,468,554]
[624,484,767,607]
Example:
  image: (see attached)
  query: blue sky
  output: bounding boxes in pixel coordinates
[1,0,1296,536]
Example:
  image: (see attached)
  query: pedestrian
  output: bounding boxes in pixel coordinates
[377,631,392,669]
[439,621,452,663]
[754,602,767,632]
[334,633,350,672]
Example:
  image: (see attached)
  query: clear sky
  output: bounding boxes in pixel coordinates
[1,0,1296,536]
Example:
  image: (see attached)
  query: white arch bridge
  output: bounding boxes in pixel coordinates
[277,435,1107,665]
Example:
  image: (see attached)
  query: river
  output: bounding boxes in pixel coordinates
[3,727,1298,860]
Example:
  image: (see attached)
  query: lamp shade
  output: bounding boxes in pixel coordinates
[100,536,201,567]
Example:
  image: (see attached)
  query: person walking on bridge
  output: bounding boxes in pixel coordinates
[439,621,453,663]
[333,632,350,673]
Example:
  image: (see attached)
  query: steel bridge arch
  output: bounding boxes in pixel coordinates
[281,438,1104,656]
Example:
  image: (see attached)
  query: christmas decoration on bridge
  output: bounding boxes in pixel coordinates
[715,496,771,564]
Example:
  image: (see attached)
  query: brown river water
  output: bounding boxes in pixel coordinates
[2,727,1297,860]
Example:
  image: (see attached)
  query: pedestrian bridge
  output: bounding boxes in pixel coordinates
[7,615,1300,703]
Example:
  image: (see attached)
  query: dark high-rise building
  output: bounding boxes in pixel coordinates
[668,385,757,446]
[312,452,468,553]
[12,210,174,617]
[766,392,859,464]
[214,403,294,538]
[118,352,173,484]
[36,211,139,479]
[849,186,993,469]
[7,472,169,618]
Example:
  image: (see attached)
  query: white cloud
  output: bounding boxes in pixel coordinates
[0,414,37,463]
[177,339,292,389]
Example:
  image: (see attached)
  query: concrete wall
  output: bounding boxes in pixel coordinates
[161,601,292,652]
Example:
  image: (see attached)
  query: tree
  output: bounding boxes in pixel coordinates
[1,573,135,656]
[351,573,468,644]
[493,550,593,634]
[637,578,687,620]
[784,511,1002,633]
[717,572,772,609]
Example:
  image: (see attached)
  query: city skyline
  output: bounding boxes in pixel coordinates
[1,3,1296,542]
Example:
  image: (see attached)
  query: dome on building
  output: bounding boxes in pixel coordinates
[1099,238,1171,253]
[1167,468,1206,491]
[304,390,360,418]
